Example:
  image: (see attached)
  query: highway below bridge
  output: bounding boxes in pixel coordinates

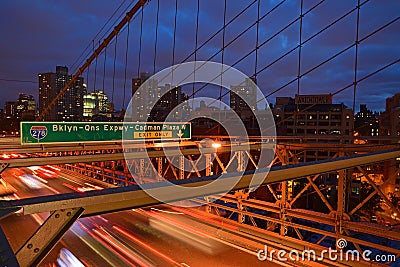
[0,166,282,267]
[1,138,400,266]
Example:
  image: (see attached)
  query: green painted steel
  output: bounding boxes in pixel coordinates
[21,122,191,144]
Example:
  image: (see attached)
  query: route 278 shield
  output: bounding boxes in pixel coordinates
[30,125,48,141]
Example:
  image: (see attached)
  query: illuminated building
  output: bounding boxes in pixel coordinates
[230,78,257,118]
[39,66,85,121]
[131,75,185,122]
[16,93,36,120]
[354,104,379,136]
[273,94,354,137]
[83,90,109,117]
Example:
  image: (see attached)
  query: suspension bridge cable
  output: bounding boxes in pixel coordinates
[295,0,304,135]
[192,0,200,108]
[176,0,298,101]
[102,46,107,92]
[93,41,99,92]
[145,0,396,136]
[171,0,179,85]
[38,0,147,120]
[155,0,265,94]
[123,22,131,109]
[70,0,130,72]
[180,0,259,66]
[86,65,90,93]
[191,0,364,106]
[353,0,361,112]
[137,6,144,77]
[219,0,227,135]
[265,9,397,99]
[253,0,261,84]
[112,35,118,105]
[153,0,160,74]
[176,0,391,123]
[272,58,400,130]
[71,2,143,75]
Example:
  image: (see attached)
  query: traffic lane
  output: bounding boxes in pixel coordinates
[40,209,270,267]
[98,209,276,267]
[45,220,133,267]
[42,215,175,267]
[1,168,176,267]
[1,168,73,198]
[1,167,107,199]
[2,168,279,266]
[0,168,119,267]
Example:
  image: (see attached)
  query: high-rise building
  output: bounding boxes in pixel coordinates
[131,75,186,122]
[380,93,400,136]
[83,90,109,117]
[4,101,17,119]
[38,72,57,121]
[132,72,150,97]
[150,83,185,121]
[16,93,36,120]
[354,104,379,136]
[38,66,85,121]
[230,78,257,113]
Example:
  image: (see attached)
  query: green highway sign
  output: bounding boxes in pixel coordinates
[21,122,191,144]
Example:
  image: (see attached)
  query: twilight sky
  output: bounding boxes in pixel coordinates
[0,0,399,112]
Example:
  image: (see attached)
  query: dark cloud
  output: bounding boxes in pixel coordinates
[0,0,398,112]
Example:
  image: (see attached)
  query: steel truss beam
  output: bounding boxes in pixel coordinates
[201,196,400,256]
[0,143,272,169]
[177,206,386,267]
[16,208,84,267]
[1,150,398,266]
[0,150,398,217]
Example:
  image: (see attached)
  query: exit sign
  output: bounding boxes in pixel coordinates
[21,122,191,144]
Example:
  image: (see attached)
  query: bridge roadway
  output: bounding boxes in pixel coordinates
[0,167,281,267]
[1,139,400,266]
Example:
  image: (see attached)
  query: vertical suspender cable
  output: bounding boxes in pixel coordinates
[254,0,261,131]
[38,0,148,121]
[93,40,98,92]
[171,0,178,84]
[112,36,118,105]
[86,66,90,94]
[70,0,129,73]
[295,0,304,135]
[353,0,361,113]
[153,0,160,74]
[102,47,107,92]
[192,0,200,108]
[123,23,130,109]
[219,0,227,135]
[138,6,144,77]
[254,0,261,84]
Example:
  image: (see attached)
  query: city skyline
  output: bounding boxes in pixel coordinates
[0,0,399,112]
